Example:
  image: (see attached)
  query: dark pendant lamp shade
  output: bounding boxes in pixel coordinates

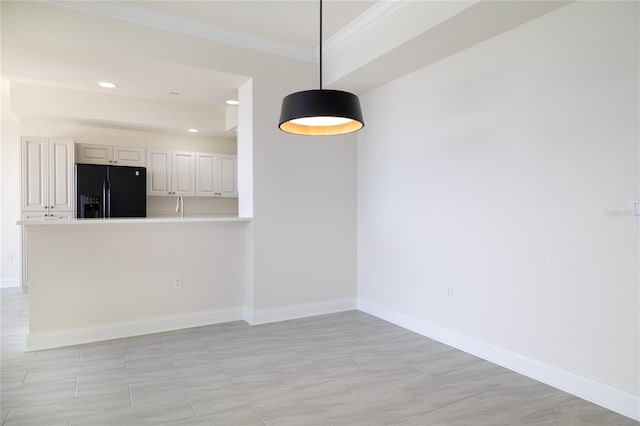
[279,89,364,136]
[278,0,364,136]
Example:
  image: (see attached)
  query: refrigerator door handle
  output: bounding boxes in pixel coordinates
[102,180,107,218]
[106,180,111,218]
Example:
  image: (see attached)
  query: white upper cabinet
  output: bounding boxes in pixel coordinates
[76,144,111,164]
[195,153,220,197]
[21,137,74,214]
[219,155,238,197]
[147,150,172,196]
[147,150,195,196]
[148,150,236,198]
[172,152,196,196]
[113,147,146,166]
[49,139,75,211]
[195,153,237,198]
[77,143,145,167]
[22,138,47,211]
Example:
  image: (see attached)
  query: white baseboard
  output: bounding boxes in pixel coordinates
[247,298,356,325]
[27,307,244,351]
[1,277,20,288]
[27,298,357,350]
[357,299,639,422]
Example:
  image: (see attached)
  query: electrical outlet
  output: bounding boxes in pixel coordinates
[173,276,183,289]
[447,285,454,302]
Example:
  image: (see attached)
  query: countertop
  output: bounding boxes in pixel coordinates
[18,216,252,226]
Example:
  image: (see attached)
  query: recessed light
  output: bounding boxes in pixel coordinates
[226,100,239,106]
[98,81,117,89]
[187,128,199,133]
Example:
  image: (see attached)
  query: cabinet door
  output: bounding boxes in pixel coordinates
[21,137,48,211]
[48,139,75,211]
[172,152,196,196]
[76,144,112,165]
[195,153,220,197]
[113,147,146,167]
[147,150,172,196]
[219,155,238,197]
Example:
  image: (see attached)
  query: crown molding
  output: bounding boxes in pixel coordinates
[45,0,407,65]
[322,0,409,58]
[45,1,316,62]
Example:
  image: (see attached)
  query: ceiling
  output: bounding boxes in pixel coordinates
[1,0,381,138]
[2,35,248,106]
[1,1,570,138]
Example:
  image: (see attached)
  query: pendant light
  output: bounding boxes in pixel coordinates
[279,0,364,136]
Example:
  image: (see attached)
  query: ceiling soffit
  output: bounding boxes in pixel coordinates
[46,0,404,63]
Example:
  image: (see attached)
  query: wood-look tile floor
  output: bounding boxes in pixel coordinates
[1,288,636,426]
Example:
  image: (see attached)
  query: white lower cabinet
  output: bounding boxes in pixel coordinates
[22,212,75,221]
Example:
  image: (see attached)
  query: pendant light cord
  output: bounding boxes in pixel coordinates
[319,0,323,90]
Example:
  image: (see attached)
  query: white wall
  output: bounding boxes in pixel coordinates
[250,76,357,317]
[358,0,638,401]
[0,80,21,287]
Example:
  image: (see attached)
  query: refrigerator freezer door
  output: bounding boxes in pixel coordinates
[108,166,146,217]
[76,164,107,218]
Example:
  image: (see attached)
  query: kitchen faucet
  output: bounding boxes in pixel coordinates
[175,193,184,219]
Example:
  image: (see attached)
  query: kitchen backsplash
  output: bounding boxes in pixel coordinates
[147,196,238,217]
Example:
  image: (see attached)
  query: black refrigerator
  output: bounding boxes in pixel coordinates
[76,164,146,218]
